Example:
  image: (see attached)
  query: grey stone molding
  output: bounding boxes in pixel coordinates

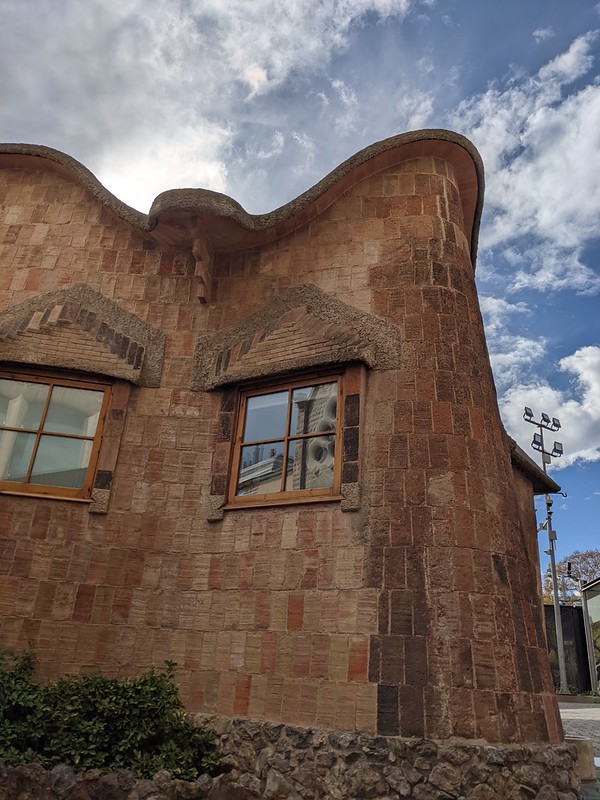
[0,284,166,387]
[192,284,402,391]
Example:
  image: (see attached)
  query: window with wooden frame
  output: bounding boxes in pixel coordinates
[0,370,111,500]
[227,373,344,506]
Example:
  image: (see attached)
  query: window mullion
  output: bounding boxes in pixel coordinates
[280,388,294,492]
[22,383,53,483]
[38,382,54,431]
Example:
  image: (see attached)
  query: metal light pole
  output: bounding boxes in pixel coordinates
[523,407,570,695]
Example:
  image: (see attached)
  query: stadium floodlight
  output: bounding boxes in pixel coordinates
[541,412,551,425]
[551,442,563,458]
[523,407,534,421]
[552,417,561,430]
[531,432,543,451]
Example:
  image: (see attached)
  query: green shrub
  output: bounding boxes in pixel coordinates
[0,653,220,780]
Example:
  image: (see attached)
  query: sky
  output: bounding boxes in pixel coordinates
[1,0,599,576]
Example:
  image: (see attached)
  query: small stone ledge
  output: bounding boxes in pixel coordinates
[341,481,361,512]
[193,715,582,800]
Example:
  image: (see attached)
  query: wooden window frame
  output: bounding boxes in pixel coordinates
[0,368,112,502]
[226,371,345,509]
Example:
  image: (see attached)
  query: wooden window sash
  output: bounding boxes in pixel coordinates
[227,372,344,507]
[0,370,112,500]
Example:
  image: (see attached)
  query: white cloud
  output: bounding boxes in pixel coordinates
[479,295,546,390]
[244,65,269,97]
[533,27,555,43]
[507,244,600,295]
[490,336,547,390]
[0,0,432,210]
[538,33,595,81]
[291,131,317,175]
[256,131,285,160]
[480,294,531,335]
[500,345,600,468]
[331,79,360,134]
[416,56,434,74]
[98,125,230,213]
[394,89,435,129]
[450,32,600,294]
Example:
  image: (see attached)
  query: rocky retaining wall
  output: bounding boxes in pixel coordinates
[0,717,582,799]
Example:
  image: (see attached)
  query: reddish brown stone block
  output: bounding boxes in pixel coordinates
[0,137,559,749]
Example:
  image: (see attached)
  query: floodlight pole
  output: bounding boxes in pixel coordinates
[523,410,570,695]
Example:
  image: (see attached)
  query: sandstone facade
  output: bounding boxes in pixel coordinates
[0,132,563,749]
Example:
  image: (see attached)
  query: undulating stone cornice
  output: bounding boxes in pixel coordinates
[0,130,484,263]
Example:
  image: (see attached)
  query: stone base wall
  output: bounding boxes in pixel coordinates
[0,715,583,800]
[202,717,581,799]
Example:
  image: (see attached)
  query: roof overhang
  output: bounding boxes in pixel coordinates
[582,575,600,592]
[509,438,561,495]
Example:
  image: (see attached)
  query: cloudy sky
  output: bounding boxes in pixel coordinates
[2,0,599,573]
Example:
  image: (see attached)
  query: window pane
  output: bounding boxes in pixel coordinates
[0,380,48,430]
[0,430,36,481]
[43,386,104,436]
[236,441,287,496]
[243,391,288,442]
[286,435,335,491]
[29,435,93,489]
[290,383,337,436]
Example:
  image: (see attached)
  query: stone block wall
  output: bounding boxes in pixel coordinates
[0,133,562,749]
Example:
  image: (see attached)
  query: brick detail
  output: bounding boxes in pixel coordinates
[0,326,143,383]
[213,308,360,382]
[0,285,165,386]
[192,284,401,390]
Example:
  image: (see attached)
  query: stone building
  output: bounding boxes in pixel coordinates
[0,132,579,795]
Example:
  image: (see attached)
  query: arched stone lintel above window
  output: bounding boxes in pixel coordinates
[192,284,402,391]
[0,284,166,387]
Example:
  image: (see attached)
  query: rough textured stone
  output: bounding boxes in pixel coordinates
[0,132,567,769]
[0,764,209,800]
[0,284,166,387]
[0,723,585,799]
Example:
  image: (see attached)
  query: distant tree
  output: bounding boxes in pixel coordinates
[542,549,600,604]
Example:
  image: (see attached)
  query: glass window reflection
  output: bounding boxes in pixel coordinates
[290,383,336,436]
[43,386,104,436]
[0,373,109,497]
[0,380,48,429]
[230,376,341,502]
[0,430,36,481]
[236,441,287,496]
[30,435,91,489]
[243,391,288,443]
[286,435,335,491]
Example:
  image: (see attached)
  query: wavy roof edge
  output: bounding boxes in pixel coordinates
[0,130,484,258]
